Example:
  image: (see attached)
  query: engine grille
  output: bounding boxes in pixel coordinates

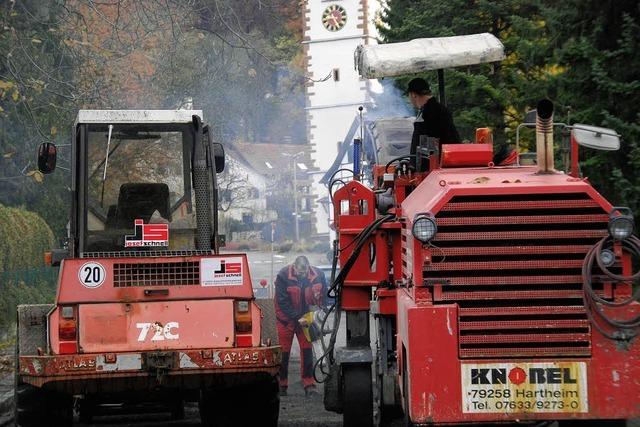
[113,261,200,287]
[426,193,612,359]
[83,250,214,259]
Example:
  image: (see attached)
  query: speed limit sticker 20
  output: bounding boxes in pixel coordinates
[461,362,588,413]
[78,262,106,288]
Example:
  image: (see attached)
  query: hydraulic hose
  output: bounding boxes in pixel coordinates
[313,213,394,382]
[582,235,640,341]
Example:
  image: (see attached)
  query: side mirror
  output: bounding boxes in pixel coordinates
[572,124,620,151]
[37,142,57,174]
[213,143,225,173]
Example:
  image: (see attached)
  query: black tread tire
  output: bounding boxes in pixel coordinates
[15,383,73,427]
[343,364,373,427]
[15,316,73,427]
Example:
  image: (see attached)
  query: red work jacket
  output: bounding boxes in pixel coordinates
[274,265,326,324]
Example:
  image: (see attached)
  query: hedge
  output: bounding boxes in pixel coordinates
[0,204,57,335]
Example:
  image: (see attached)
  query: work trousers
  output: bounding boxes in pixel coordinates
[276,319,314,389]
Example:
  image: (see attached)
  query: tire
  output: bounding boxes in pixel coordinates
[342,364,373,427]
[15,315,73,427]
[15,383,73,427]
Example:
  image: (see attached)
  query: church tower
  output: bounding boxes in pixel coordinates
[303,0,382,238]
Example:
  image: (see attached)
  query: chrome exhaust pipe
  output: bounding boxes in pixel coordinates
[536,99,555,173]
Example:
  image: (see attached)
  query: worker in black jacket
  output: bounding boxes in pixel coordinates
[407,77,461,164]
[274,256,326,397]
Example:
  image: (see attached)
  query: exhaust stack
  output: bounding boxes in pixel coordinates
[536,99,555,173]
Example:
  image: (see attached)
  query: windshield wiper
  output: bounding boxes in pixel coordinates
[100,124,113,207]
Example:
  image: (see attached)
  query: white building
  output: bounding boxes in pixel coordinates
[303,0,383,238]
[221,143,314,242]
[218,149,274,241]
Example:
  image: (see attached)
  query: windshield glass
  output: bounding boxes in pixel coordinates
[85,123,197,252]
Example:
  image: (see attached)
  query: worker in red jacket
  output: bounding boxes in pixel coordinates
[274,255,326,397]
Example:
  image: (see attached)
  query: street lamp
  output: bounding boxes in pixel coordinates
[282,151,305,242]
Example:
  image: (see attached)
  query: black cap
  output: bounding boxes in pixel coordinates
[407,78,430,95]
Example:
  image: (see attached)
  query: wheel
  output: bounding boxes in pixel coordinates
[15,383,73,427]
[342,364,373,427]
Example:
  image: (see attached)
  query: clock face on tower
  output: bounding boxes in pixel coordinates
[322,4,347,32]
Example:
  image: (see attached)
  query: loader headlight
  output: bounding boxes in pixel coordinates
[412,215,437,243]
[608,207,634,240]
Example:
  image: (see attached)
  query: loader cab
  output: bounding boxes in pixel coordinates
[40,110,225,258]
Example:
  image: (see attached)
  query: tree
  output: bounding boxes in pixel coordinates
[544,0,640,213]
[0,0,305,239]
[378,0,549,144]
[379,0,640,219]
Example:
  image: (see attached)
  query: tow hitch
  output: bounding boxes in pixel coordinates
[143,351,176,384]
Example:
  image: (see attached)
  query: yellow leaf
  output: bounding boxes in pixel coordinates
[50,126,57,136]
[0,80,14,90]
[31,38,41,44]
[26,170,44,183]
[3,151,15,158]
[11,90,19,101]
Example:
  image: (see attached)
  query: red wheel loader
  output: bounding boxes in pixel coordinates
[321,34,640,426]
[15,110,280,426]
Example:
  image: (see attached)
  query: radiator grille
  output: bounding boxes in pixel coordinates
[426,193,612,359]
[113,261,200,287]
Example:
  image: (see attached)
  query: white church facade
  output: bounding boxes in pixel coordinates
[302,0,383,238]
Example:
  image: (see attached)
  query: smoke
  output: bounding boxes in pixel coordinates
[367,78,414,119]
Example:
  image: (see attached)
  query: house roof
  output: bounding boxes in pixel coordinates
[225,142,314,179]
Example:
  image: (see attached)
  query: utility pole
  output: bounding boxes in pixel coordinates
[293,156,299,242]
[283,151,304,242]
